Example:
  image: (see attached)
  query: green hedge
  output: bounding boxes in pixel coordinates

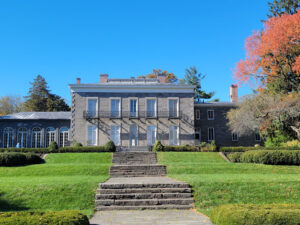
[0,210,89,225]
[0,152,44,166]
[220,146,300,152]
[228,150,300,165]
[210,204,300,225]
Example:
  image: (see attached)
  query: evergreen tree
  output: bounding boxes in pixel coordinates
[23,75,70,112]
[267,0,300,17]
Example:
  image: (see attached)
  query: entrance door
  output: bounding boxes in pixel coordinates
[129,124,138,147]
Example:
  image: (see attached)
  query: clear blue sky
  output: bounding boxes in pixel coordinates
[0,0,269,104]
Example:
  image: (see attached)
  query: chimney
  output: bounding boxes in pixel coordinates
[76,78,81,84]
[157,74,167,83]
[100,74,108,83]
[230,84,238,103]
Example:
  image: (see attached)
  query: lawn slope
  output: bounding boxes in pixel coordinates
[0,153,111,216]
[158,152,300,216]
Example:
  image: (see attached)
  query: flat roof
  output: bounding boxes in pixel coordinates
[195,102,237,107]
[0,112,71,120]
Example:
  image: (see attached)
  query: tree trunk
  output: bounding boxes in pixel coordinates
[291,126,300,141]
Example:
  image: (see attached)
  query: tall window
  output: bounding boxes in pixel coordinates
[195,128,201,141]
[110,126,120,146]
[169,126,179,146]
[255,133,261,142]
[208,127,214,141]
[130,99,138,117]
[59,127,69,147]
[45,127,56,147]
[146,99,156,118]
[232,133,238,141]
[196,110,200,120]
[169,99,178,118]
[111,99,121,118]
[18,127,27,148]
[88,126,97,146]
[147,126,156,146]
[32,127,42,148]
[3,127,13,148]
[207,110,214,120]
[88,99,98,117]
[129,124,138,146]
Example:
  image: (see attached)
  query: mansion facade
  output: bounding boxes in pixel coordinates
[0,74,261,149]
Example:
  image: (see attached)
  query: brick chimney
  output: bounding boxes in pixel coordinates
[157,74,166,83]
[100,74,108,83]
[76,78,81,84]
[230,84,238,103]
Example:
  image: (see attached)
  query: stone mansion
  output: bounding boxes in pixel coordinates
[0,74,261,149]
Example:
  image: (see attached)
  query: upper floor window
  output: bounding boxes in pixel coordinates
[18,127,27,148]
[111,99,121,118]
[87,99,98,117]
[208,127,214,141]
[169,99,179,118]
[130,99,138,118]
[196,110,200,120]
[146,99,156,118]
[255,133,261,142]
[207,110,214,120]
[232,133,238,141]
[3,127,13,148]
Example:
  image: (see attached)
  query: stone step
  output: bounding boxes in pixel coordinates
[95,204,194,211]
[95,193,192,200]
[110,165,166,177]
[97,187,192,194]
[99,183,190,189]
[95,198,194,206]
[112,152,157,165]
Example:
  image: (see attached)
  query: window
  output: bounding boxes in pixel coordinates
[196,110,200,120]
[146,99,156,118]
[195,128,201,141]
[255,133,261,142]
[3,127,13,148]
[232,133,238,141]
[87,99,98,117]
[88,126,97,146]
[110,126,120,146]
[207,110,214,120]
[59,127,69,147]
[111,99,121,118]
[45,127,56,147]
[169,126,179,145]
[129,124,138,147]
[130,99,138,117]
[32,127,42,148]
[147,126,156,146]
[169,99,178,118]
[18,127,27,148]
[208,127,214,141]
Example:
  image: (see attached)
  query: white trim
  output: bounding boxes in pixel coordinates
[86,97,98,117]
[169,125,179,146]
[3,127,14,148]
[45,127,56,147]
[59,127,69,147]
[129,97,139,118]
[147,125,157,146]
[110,125,121,146]
[145,97,157,118]
[196,109,200,120]
[232,133,238,142]
[168,97,179,118]
[87,125,98,146]
[17,127,27,148]
[208,127,215,141]
[110,97,121,118]
[207,110,214,120]
[32,127,42,148]
[129,124,138,147]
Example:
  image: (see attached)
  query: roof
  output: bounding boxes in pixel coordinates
[0,112,71,120]
[195,102,237,107]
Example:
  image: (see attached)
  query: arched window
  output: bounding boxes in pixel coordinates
[59,127,69,147]
[3,127,13,148]
[45,127,56,147]
[32,127,42,148]
[18,127,27,148]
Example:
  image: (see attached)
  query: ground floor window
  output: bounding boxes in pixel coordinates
[147,125,156,146]
[110,125,120,146]
[18,127,27,148]
[195,128,201,141]
[232,133,238,141]
[46,127,56,147]
[59,127,69,147]
[169,126,179,146]
[32,127,42,148]
[255,133,261,142]
[88,126,97,146]
[208,127,214,141]
[3,127,13,148]
[129,124,138,146]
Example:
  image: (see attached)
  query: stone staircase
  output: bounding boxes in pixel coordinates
[95,152,194,210]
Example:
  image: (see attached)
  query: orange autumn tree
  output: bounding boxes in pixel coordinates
[234,11,300,93]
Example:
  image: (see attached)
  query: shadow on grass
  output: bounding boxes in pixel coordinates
[0,193,28,212]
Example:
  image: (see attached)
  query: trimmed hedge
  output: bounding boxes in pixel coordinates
[0,210,89,225]
[220,146,300,152]
[163,146,199,152]
[0,152,44,166]
[210,204,300,225]
[228,150,300,165]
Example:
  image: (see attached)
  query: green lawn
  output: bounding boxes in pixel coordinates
[158,152,300,216]
[0,153,112,217]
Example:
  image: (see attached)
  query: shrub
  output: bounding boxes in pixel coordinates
[265,133,292,148]
[163,146,199,152]
[153,140,164,152]
[283,140,300,148]
[209,140,217,152]
[0,210,89,225]
[227,152,243,162]
[74,142,83,147]
[219,146,300,152]
[210,204,300,225]
[48,141,58,152]
[0,152,44,166]
[104,140,116,152]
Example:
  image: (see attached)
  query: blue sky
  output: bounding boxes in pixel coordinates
[0,0,269,104]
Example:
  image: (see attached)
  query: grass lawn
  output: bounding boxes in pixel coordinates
[0,153,112,217]
[158,152,300,216]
